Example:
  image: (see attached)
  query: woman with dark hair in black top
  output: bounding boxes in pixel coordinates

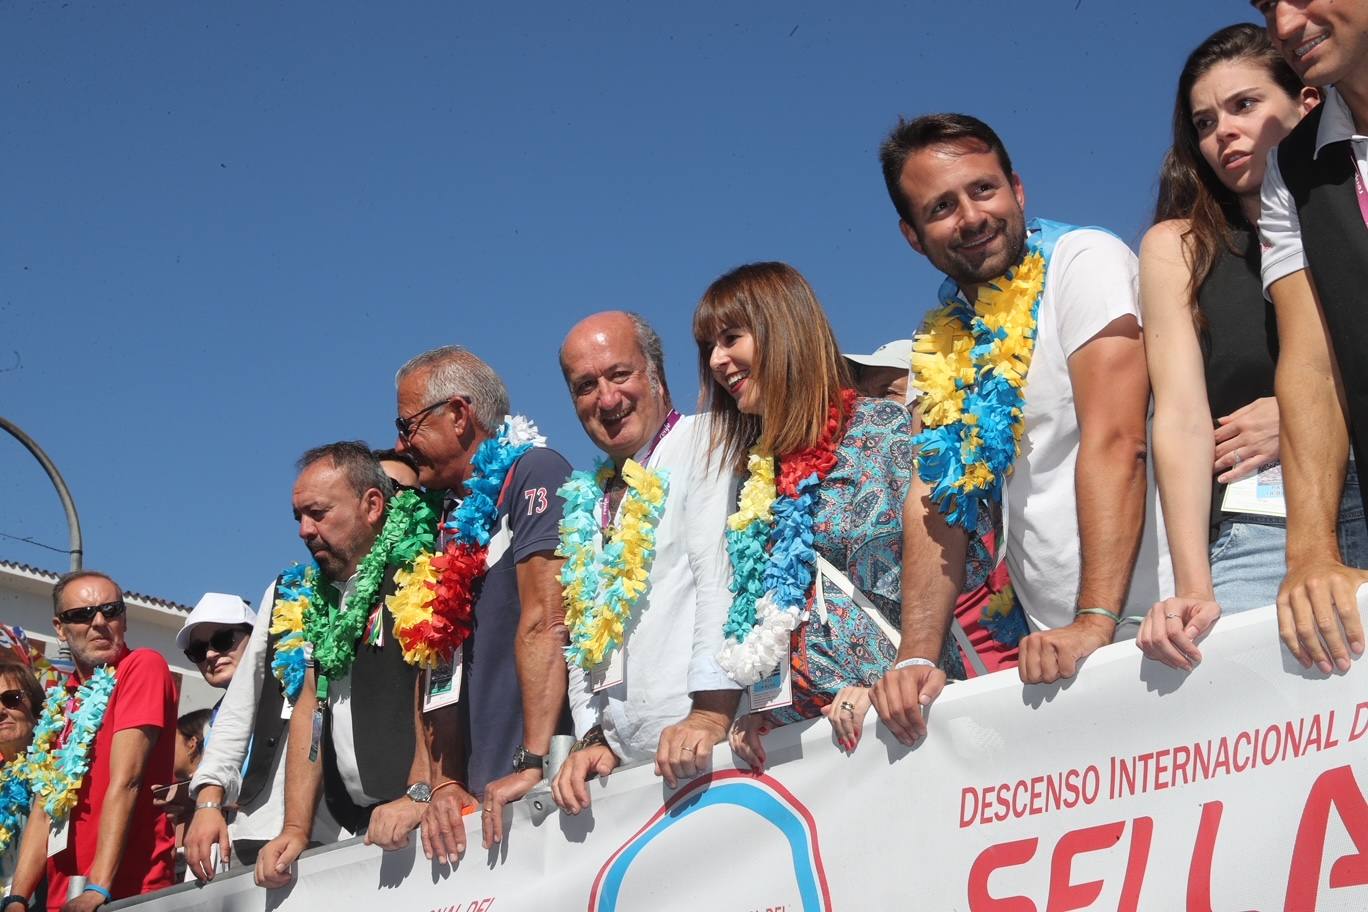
[1136,23,1365,670]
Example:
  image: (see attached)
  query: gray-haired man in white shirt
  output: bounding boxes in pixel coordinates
[551,311,741,814]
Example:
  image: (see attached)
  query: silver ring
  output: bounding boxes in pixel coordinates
[1165,613,1178,620]
[1233,450,1242,466]
[680,747,694,754]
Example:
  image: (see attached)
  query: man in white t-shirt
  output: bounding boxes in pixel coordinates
[1252,0,1368,675]
[869,113,1172,742]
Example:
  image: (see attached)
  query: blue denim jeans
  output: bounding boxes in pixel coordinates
[1211,462,1367,613]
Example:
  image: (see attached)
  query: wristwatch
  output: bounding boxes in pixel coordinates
[511,745,545,773]
[573,725,608,752]
[405,782,434,803]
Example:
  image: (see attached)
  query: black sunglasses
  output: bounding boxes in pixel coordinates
[57,600,126,626]
[0,690,27,712]
[395,398,451,443]
[394,395,472,443]
[184,627,249,664]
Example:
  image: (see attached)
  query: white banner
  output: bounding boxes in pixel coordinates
[116,604,1368,912]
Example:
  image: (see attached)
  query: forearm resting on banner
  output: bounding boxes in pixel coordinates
[1020,319,1147,685]
[481,552,569,849]
[870,471,960,746]
[254,669,321,887]
[1271,269,1365,671]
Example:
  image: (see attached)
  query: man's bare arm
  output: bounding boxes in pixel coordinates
[513,551,569,755]
[254,670,322,887]
[1018,316,1148,684]
[85,725,161,891]
[869,438,960,747]
[1271,268,1366,671]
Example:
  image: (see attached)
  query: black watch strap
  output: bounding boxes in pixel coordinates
[2,895,30,910]
[512,745,545,772]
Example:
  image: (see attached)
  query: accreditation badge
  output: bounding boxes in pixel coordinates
[589,644,625,693]
[423,654,464,713]
[747,641,793,713]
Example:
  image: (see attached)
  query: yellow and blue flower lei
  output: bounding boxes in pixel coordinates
[269,562,324,703]
[20,666,117,822]
[911,231,1050,531]
[557,458,669,671]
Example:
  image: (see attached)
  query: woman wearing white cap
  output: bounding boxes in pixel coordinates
[843,339,913,406]
[176,593,256,691]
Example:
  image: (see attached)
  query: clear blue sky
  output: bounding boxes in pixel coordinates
[3,1,1246,609]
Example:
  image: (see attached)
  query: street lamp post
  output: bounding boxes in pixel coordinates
[0,416,83,571]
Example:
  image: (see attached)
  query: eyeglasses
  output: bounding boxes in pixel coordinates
[0,691,27,712]
[184,627,249,664]
[395,398,451,443]
[57,600,126,626]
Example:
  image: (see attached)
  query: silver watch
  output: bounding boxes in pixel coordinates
[405,782,433,803]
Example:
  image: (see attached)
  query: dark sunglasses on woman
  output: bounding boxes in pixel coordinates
[56,600,126,626]
[184,627,249,664]
[0,690,27,712]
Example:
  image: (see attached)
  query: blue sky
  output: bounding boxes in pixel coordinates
[2,1,1246,608]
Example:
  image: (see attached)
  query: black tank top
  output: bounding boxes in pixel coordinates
[1196,228,1279,539]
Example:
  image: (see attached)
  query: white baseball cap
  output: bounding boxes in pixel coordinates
[843,339,913,371]
[176,592,257,650]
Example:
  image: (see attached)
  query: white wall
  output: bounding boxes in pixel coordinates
[0,565,221,713]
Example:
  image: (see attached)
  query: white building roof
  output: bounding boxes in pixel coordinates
[0,559,221,711]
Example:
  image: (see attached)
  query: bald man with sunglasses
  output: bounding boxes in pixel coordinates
[4,570,177,912]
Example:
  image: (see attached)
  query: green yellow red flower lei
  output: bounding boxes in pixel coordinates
[557,458,669,670]
[386,416,545,668]
[270,488,439,701]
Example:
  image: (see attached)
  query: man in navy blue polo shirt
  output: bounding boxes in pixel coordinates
[368,345,572,862]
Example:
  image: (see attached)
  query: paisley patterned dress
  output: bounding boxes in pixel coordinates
[770,397,930,723]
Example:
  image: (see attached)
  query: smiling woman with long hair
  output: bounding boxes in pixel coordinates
[693,261,955,765]
[1137,23,1367,668]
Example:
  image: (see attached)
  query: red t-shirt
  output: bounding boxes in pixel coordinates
[47,648,177,909]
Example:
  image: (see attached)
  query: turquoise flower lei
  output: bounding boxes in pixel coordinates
[556,459,670,670]
[23,665,117,820]
[0,755,33,853]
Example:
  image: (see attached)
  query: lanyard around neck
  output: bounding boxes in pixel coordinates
[1351,145,1368,231]
[599,410,681,533]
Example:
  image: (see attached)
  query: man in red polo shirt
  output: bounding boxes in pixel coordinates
[4,570,176,912]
